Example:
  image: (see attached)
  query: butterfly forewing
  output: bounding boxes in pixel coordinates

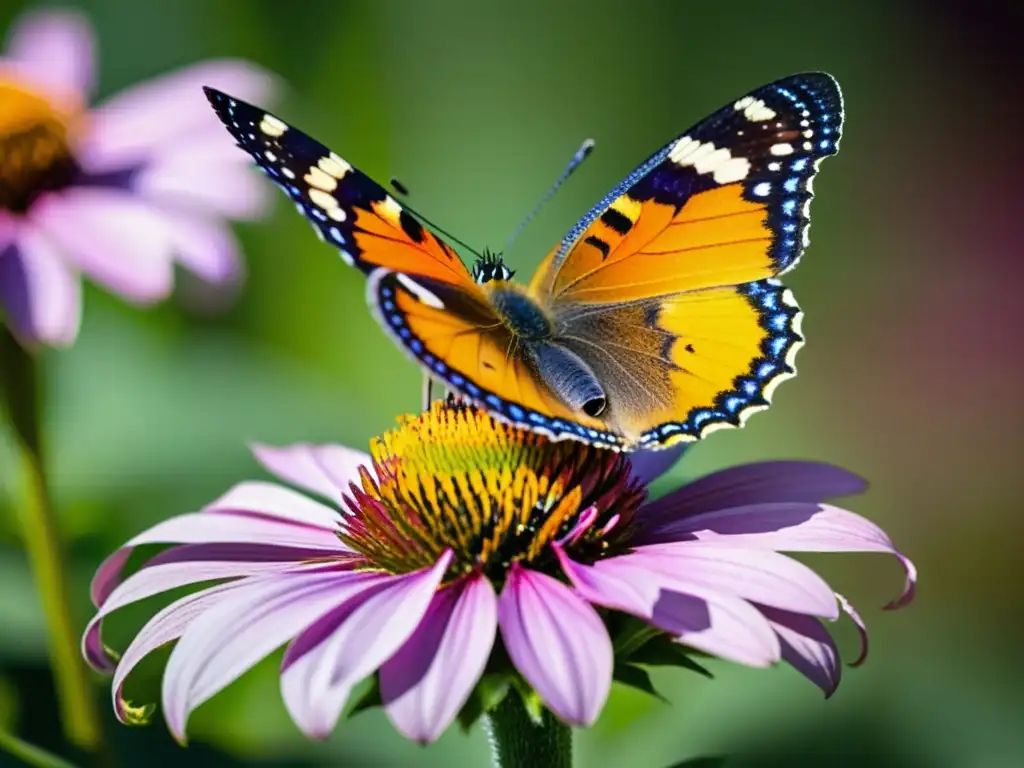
[203,88,475,287]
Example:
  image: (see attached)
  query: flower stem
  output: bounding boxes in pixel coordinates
[484,693,572,768]
[0,328,105,753]
[0,728,81,768]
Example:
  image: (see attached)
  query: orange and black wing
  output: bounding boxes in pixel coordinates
[368,270,621,447]
[530,73,842,448]
[204,88,473,287]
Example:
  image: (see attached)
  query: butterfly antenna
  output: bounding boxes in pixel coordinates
[388,177,483,260]
[504,137,594,253]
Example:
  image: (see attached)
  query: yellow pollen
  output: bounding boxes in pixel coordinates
[0,79,82,213]
[338,400,645,581]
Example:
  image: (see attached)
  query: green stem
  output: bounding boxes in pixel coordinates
[0,329,105,753]
[484,693,572,768]
[0,729,81,768]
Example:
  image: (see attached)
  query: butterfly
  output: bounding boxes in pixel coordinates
[204,72,842,451]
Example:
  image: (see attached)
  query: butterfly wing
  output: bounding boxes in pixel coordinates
[204,88,473,286]
[204,88,621,446]
[369,270,621,447]
[531,72,841,447]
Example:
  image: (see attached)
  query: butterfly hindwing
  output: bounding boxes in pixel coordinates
[203,88,476,288]
[369,269,621,447]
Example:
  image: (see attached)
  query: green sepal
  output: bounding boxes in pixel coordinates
[612,662,668,703]
[347,675,382,717]
[509,676,544,725]
[628,635,714,679]
[456,671,512,732]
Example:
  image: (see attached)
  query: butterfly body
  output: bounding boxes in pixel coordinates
[205,73,842,451]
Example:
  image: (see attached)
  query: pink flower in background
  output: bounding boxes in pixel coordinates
[0,9,278,347]
[83,402,916,744]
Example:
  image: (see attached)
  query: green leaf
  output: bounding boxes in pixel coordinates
[347,675,382,717]
[613,663,668,703]
[629,636,714,678]
[456,671,512,732]
[609,613,661,658]
[664,758,727,768]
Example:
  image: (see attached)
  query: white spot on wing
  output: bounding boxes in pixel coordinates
[669,136,750,183]
[319,153,352,179]
[734,96,776,121]
[397,274,444,308]
[259,114,288,137]
[305,165,338,192]
[770,143,794,156]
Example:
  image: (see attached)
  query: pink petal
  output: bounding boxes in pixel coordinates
[555,544,662,617]
[639,461,867,535]
[381,575,497,743]
[158,208,241,285]
[204,480,342,531]
[758,605,841,697]
[135,159,271,220]
[251,443,371,503]
[30,188,174,303]
[652,590,781,667]
[556,548,780,668]
[836,592,870,667]
[4,9,95,96]
[78,60,278,169]
[640,502,916,610]
[498,564,612,726]
[0,229,81,347]
[110,581,242,723]
[83,543,328,673]
[627,543,839,619]
[162,569,384,741]
[280,553,451,739]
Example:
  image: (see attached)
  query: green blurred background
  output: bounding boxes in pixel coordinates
[1,1,1020,765]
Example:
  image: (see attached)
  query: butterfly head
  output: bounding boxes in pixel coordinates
[472,248,515,285]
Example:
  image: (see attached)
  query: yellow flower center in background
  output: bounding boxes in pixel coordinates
[341,400,646,581]
[0,79,81,213]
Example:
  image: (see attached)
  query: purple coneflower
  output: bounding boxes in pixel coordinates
[84,401,915,745]
[0,9,276,346]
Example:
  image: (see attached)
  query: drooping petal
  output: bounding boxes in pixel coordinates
[88,510,351,609]
[557,549,780,668]
[162,568,384,741]
[30,188,174,303]
[77,60,278,170]
[109,581,242,722]
[83,543,337,673]
[204,480,343,531]
[627,443,688,488]
[251,443,371,503]
[498,564,612,726]
[652,590,781,667]
[637,502,916,609]
[626,543,839,619]
[381,575,497,744]
[758,604,841,697]
[639,461,868,533]
[836,592,870,667]
[0,232,81,347]
[280,553,451,739]
[4,9,95,97]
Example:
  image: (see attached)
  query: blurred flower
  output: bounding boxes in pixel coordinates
[83,401,915,744]
[0,9,277,347]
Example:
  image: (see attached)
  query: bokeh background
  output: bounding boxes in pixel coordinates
[1,1,1020,766]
